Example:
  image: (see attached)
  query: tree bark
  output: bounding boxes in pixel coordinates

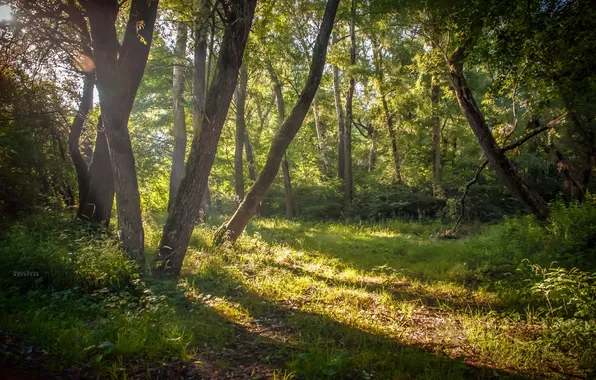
[368,129,377,172]
[69,74,93,208]
[431,76,442,196]
[343,0,355,204]
[332,33,346,181]
[83,0,160,263]
[313,93,329,176]
[245,129,257,182]
[169,22,188,211]
[234,64,248,201]
[267,62,294,219]
[157,0,257,277]
[448,47,550,220]
[192,0,208,129]
[78,117,114,224]
[214,0,340,244]
[282,155,294,219]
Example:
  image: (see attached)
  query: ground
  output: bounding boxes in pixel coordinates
[0,216,592,379]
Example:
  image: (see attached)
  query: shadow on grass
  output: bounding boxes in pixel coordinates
[146,269,530,380]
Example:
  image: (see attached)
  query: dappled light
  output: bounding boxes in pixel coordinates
[1,0,596,378]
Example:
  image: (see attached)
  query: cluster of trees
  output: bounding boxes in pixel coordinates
[1,0,594,276]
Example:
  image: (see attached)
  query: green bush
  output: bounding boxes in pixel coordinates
[0,212,137,291]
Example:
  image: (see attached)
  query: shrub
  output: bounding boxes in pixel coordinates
[0,212,137,291]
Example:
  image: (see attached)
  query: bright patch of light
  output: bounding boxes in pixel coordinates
[0,5,12,22]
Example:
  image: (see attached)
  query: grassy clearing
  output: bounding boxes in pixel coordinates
[1,207,595,379]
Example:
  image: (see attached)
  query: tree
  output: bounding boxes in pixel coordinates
[267,62,294,219]
[343,0,356,204]
[169,21,188,210]
[213,0,340,244]
[448,47,550,220]
[234,63,248,201]
[157,0,257,277]
[431,75,442,196]
[332,32,346,181]
[81,0,160,262]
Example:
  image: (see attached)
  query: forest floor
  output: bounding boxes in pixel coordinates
[1,215,592,379]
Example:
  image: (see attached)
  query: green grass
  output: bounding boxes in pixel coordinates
[1,208,595,379]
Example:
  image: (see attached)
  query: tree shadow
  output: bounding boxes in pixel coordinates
[144,269,534,380]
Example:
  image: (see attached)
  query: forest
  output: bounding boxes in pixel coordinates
[0,0,595,378]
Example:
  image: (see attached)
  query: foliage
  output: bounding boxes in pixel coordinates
[0,212,136,291]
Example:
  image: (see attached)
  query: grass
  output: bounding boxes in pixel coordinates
[1,210,594,379]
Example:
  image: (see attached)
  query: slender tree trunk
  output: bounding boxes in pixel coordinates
[169,22,188,210]
[157,0,257,277]
[69,74,93,208]
[84,0,160,263]
[332,33,346,181]
[245,129,257,182]
[312,93,329,176]
[382,97,401,182]
[448,48,550,220]
[267,62,294,219]
[371,37,401,182]
[78,118,114,224]
[368,129,377,172]
[192,0,212,215]
[343,0,356,204]
[234,64,248,201]
[431,76,442,196]
[282,155,294,218]
[214,0,340,244]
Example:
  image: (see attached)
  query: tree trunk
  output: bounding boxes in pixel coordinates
[245,129,257,182]
[214,0,340,244]
[312,93,329,176]
[267,62,294,219]
[332,33,346,181]
[343,0,355,205]
[157,0,257,277]
[68,74,93,208]
[84,0,160,263]
[282,154,294,219]
[234,64,248,202]
[169,22,188,211]
[78,118,114,224]
[431,76,442,196]
[192,0,208,129]
[448,47,550,220]
[371,37,401,182]
[368,129,377,172]
[191,0,212,215]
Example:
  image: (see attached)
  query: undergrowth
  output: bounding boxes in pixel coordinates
[0,199,595,378]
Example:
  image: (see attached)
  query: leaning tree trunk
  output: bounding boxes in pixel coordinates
[313,93,329,176]
[213,0,340,244]
[169,22,188,211]
[84,0,160,263]
[234,64,248,202]
[431,76,442,196]
[332,33,346,181]
[157,0,257,277]
[267,62,295,219]
[343,0,356,205]
[448,47,550,220]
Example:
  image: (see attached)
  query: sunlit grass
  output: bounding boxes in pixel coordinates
[1,213,591,379]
